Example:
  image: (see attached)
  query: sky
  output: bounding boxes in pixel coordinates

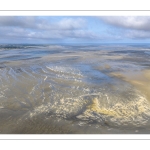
[0,16,150,44]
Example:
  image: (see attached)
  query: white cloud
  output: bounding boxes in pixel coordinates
[2,16,150,43]
[0,17,86,30]
[125,30,150,39]
[100,16,150,31]
[0,17,98,42]
[0,21,99,42]
[56,18,85,30]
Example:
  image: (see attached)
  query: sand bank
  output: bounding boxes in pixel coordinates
[110,69,150,102]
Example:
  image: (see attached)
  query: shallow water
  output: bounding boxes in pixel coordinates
[0,43,150,134]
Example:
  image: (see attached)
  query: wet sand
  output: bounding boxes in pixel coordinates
[1,44,150,134]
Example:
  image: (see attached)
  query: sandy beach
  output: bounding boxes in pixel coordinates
[1,44,150,133]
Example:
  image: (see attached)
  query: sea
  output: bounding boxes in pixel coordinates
[0,43,150,134]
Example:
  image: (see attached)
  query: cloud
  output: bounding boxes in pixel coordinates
[0,16,38,29]
[1,16,150,43]
[0,28,98,40]
[97,16,150,40]
[0,17,100,43]
[125,30,150,39]
[0,17,86,30]
[100,16,150,31]
[56,18,86,30]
